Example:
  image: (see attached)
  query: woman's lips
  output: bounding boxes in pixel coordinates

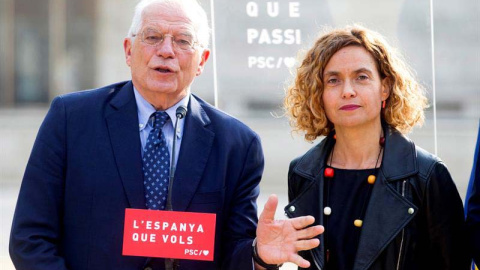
[340,104,361,111]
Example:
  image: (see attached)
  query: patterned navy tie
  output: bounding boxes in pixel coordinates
[143,111,170,210]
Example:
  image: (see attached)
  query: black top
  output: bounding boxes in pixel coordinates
[323,168,376,270]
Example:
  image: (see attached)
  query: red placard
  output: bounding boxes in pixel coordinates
[123,209,216,261]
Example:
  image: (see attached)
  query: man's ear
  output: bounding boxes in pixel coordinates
[196,48,210,76]
[124,38,133,67]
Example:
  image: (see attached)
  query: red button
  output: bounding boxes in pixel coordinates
[324,167,334,178]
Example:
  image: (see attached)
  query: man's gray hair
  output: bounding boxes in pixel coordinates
[127,0,210,48]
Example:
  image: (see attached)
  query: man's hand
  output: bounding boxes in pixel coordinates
[255,194,324,268]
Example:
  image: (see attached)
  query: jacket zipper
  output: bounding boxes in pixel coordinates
[396,180,407,270]
[310,250,322,270]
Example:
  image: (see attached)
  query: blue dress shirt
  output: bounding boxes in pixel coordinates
[133,87,188,167]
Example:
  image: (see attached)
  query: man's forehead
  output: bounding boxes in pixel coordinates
[142,20,195,31]
[141,3,196,32]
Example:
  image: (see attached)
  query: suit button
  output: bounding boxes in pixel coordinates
[289,205,296,212]
[144,267,153,270]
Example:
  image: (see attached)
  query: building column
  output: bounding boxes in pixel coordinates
[49,0,67,98]
[0,0,15,106]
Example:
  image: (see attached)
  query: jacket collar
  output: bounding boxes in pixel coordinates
[293,125,418,182]
[381,126,418,181]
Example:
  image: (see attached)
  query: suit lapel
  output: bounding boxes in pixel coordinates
[105,82,146,209]
[171,95,214,211]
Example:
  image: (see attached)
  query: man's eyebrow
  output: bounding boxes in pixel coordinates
[176,32,193,37]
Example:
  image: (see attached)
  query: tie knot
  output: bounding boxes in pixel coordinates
[153,111,169,129]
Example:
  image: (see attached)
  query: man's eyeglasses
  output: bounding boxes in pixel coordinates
[133,28,200,51]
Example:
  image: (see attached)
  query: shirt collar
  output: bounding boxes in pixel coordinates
[134,88,156,131]
[133,87,189,139]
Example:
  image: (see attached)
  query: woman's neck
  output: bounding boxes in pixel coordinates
[330,123,384,169]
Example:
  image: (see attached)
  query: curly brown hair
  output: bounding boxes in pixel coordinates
[284,25,428,141]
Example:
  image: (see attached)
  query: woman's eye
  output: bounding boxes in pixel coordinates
[327,78,338,84]
[358,75,369,80]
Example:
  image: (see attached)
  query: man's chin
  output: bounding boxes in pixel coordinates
[147,82,178,94]
[149,86,188,99]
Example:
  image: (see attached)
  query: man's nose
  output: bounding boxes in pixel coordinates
[155,36,175,58]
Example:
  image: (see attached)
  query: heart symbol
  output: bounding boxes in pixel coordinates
[284,57,296,68]
[203,250,209,256]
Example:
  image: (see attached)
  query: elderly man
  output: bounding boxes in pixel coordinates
[10,0,322,269]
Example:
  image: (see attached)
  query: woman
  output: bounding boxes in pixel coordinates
[283,25,469,270]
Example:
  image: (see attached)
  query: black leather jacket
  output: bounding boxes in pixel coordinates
[285,126,469,270]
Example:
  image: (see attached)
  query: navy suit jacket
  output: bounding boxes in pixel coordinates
[466,121,480,265]
[10,81,264,270]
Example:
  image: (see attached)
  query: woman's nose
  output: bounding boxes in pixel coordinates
[341,80,357,98]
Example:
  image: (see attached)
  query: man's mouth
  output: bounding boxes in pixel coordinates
[155,68,173,73]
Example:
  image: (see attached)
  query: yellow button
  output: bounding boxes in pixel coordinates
[354,219,363,227]
[367,175,376,184]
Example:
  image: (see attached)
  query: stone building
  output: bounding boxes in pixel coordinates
[1,0,478,117]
